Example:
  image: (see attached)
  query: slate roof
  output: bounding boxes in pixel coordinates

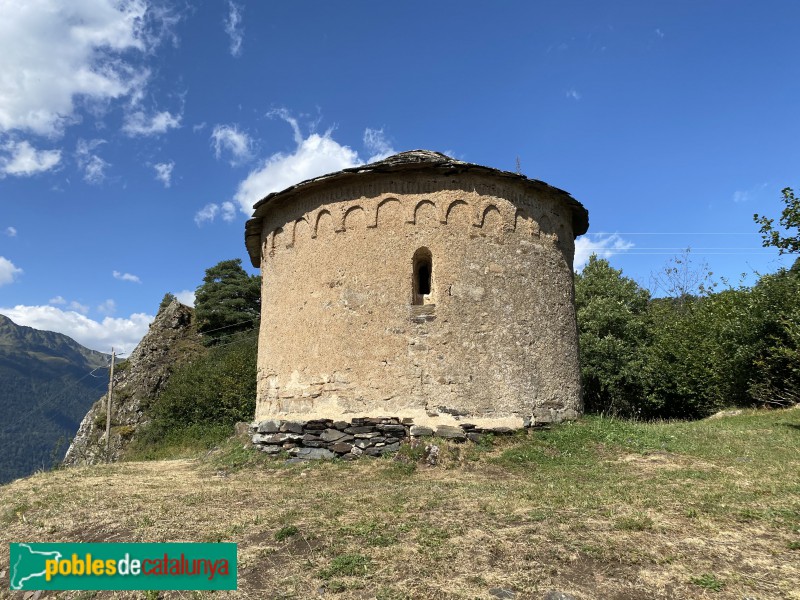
[244,150,589,266]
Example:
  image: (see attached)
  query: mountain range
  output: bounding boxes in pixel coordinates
[0,314,110,483]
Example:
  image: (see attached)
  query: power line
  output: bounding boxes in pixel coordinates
[583,232,762,236]
[207,329,259,350]
[592,251,771,256]
[199,317,258,335]
[598,247,765,250]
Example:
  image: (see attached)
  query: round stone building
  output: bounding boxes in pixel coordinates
[244,150,589,433]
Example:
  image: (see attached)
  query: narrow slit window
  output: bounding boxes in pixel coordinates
[412,248,433,305]
[417,263,431,295]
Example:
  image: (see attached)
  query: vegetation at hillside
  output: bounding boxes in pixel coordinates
[0,315,110,483]
[576,254,800,418]
[576,186,800,419]
[126,331,257,460]
[2,408,797,599]
[126,259,260,460]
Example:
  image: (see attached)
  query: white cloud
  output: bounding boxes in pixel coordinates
[211,124,252,164]
[76,138,109,184]
[194,200,238,225]
[193,122,207,133]
[565,89,582,101]
[4,226,17,237]
[269,108,303,144]
[0,304,153,353]
[733,182,768,204]
[194,203,220,226]
[112,270,141,283]
[232,111,360,215]
[97,298,116,315]
[47,295,90,314]
[732,190,749,204]
[574,234,634,271]
[221,201,237,222]
[174,290,195,306]
[122,109,181,137]
[224,1,244,57]
[68,300,90,315]
[80,154,109,184]
[0,256,23,286]
[363,128,395,163]
[0,0,159,137]
[655,28,665,39]
[0,140,61,177]
[153,161,174,187]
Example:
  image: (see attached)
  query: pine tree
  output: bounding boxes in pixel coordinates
[194,259,261,344]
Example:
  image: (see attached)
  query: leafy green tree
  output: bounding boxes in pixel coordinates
[575,255,651,416]
[194,259,261,343]
[754,187,800,254]
[643,290,755,418]
[747,262,800,406]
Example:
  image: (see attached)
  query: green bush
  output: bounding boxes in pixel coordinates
[151,332,257,428]
[747,262,800,406]
[575,256,650,416]
[577,255,799,419]
[128,332,257,459]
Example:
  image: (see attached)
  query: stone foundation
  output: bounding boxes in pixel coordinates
[249,409,577,460]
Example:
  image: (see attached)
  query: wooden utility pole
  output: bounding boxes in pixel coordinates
[105,348,115,461]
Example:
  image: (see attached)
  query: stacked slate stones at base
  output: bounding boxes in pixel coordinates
[249,416,522,460]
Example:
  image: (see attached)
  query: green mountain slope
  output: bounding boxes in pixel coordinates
[0,314,110,483]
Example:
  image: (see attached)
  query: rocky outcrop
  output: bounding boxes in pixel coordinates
[64,300,203,465]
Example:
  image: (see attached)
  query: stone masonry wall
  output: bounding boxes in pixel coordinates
[254,171,582,431]
[249,409,575,460]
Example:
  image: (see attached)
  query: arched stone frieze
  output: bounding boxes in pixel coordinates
[410,199,437,225]
[343,205,367,231]
[443,199,470,225]
[313,209,335,239]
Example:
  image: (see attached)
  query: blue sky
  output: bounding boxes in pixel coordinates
[1,0,798,353]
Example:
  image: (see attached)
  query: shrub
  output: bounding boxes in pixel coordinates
[127,332,257,459]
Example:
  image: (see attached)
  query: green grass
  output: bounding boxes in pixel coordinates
[691,573,725,591]
[275,524,299,541]
[493,411,800,529]
[614,514,654,531]
[319,553,371,579]
[3,406,798,599]
[125,422,232,461]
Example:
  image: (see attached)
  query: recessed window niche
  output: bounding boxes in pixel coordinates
[412,247,433,305]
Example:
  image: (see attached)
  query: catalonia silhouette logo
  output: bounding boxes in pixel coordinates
[9,543,237,591]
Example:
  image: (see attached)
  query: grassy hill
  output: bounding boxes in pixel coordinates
[1,408,798,599]
[0,314,111,484]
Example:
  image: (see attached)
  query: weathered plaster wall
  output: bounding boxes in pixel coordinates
[254,172,581,429]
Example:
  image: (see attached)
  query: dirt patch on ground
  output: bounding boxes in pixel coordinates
[1,410,799,599]
[617,450,715,472]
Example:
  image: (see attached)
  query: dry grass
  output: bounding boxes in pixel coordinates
[1,407,799,600]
